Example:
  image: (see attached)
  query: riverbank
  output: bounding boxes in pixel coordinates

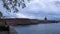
[0,18,60,25]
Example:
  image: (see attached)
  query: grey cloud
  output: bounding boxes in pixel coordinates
[54,1,60,7]
[0,0,60,20]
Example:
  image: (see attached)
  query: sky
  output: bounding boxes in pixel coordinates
[0,0,60,20]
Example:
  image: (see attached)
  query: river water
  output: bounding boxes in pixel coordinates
[12,23,60,34]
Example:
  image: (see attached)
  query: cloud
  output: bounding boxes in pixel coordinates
[15,13,36,19]
[0,0,60,20]
[26,0,60,11]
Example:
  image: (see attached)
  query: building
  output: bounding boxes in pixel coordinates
[44,17,48,22]
[4,18,31,25]
[0,18,59,26]
[45,17,47,21]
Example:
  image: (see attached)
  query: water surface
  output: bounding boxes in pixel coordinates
[12,23,60,34]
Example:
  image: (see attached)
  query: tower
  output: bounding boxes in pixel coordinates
[45,17,47,21]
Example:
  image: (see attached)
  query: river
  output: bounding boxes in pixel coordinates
[12,23,60,34]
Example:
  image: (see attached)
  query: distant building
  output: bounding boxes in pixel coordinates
[4,18,31,25]
[44,17,48,23]
[0,18,58,26]
[45,17,47,21]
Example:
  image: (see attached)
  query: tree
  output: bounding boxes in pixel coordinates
[0,0,30,25]
[0,12,3,22]
[0,12,8,30]
[0,11,8,26]
[1,0,30,13]
[0,12,5,18]
[0,12,3,18]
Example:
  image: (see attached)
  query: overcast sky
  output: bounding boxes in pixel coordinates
[0,0,60,20]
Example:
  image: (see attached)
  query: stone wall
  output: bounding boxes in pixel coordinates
[9,26,18,34]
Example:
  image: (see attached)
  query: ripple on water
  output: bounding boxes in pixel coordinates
[12,23,60,34]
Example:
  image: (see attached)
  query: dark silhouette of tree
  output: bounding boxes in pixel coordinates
[0,12,4,22]
[0,11,7,26]
[1,0,30,13]
[0,12,3,18]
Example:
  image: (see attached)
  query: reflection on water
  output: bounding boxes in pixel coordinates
[12,23,60,34]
